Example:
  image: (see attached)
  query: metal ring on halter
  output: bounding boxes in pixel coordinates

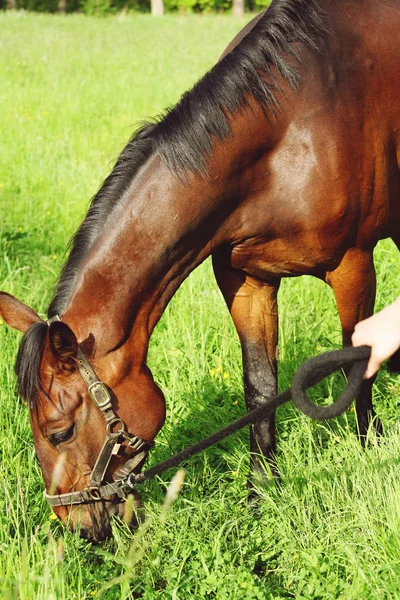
[126,473,137,489]
[106,418,126,435]
[88,487,103,501]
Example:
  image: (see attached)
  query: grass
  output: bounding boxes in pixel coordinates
[1,11,400,600]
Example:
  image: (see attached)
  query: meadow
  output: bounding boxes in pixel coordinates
[1,11,400,599]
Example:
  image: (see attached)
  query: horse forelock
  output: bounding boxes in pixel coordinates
[15,320,49,405]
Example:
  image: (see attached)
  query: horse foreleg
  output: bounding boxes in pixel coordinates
[213,253,280,486]
[392,234,400,251]
[326,247,383,439]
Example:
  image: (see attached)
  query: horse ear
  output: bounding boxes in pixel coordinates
[0,292,41,332]
[48,321,79,369]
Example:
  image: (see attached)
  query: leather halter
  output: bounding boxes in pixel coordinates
[44,315,153,507]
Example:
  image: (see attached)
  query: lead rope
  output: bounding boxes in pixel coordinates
[131,345,371,486]
[44,336,372,505]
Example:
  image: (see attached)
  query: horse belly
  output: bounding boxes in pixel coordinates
[230,234,344,281]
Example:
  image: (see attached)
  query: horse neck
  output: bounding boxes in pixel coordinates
[62,152,233,362]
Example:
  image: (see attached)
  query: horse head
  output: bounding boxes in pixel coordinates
[0,292,166,541]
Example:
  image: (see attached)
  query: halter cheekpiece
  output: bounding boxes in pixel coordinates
[44,315,153,507]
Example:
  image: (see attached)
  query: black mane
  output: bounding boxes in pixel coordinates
[47,122,156,318]
[48,0,325,320]
[154,0,325,174]
[16,0,325,404]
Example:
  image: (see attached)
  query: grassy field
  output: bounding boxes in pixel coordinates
[1,11,400,600]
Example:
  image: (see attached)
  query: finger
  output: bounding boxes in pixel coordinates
[351,329,366,347]
[364,358,380,379]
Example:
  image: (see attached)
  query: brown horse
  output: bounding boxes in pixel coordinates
[1,0,400,541]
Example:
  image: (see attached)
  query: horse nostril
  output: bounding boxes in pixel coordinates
[79,528,91,540]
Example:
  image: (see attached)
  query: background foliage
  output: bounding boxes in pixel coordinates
[0,0,270,16]
[1,11,400,599]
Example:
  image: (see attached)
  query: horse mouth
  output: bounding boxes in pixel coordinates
[68,491,141,542]
[49,438,150,541]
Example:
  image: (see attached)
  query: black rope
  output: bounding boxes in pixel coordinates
[291,345,371,419]
[134,345,371,484]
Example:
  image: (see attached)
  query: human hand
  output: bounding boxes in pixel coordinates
[352,297,400,378]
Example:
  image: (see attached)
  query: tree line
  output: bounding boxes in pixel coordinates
[2,0,269,14]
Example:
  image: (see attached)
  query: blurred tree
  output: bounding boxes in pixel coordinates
[151,0,164,14]
[3,0,271,15]
[232,0,244,14]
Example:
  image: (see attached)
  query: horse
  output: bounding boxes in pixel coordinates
[1,0,400,541]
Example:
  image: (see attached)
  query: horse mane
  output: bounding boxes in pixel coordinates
[48,122,156,318]
[17,0,325,404]
[48,0,325,320]
[154,0,325,174]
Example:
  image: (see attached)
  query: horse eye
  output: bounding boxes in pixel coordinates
[50,425,75,446]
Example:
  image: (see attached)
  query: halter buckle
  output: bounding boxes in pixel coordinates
[88,380,112,409]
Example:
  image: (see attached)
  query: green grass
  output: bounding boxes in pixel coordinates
[1,11,400,600]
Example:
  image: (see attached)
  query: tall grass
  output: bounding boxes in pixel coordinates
[1,12,400,599]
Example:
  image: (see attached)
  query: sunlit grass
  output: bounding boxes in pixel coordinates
[1,12,400,600]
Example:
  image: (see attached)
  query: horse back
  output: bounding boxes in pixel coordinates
[214,0,400,278]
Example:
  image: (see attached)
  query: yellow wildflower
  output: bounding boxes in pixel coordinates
[232,400,238,406]
[209,369,215,377]
[231,471,238,476]
[215,366,222,373]
[52,255,57,260]
[46,210,51,215]
[0,183,4,188]
[223,372,230,379]
[49,513,58,521]
[18,227,23,232]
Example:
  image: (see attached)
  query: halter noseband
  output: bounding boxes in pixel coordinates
[44,315,153,507]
